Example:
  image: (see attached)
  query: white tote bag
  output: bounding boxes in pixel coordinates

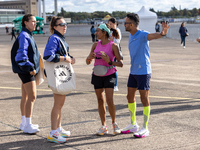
[44,39,76,95]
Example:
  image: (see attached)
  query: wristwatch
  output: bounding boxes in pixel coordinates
[108,60,113,65]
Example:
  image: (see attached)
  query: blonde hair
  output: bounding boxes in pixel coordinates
[49,16,63,34]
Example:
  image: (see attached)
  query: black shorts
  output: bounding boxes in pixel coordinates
[18,73,35,84]
[127,74,151,90]
[91,73,116,89]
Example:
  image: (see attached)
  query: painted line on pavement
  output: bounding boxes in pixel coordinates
[0,86,200,101]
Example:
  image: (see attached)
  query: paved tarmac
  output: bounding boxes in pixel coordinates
[0,29,200,150]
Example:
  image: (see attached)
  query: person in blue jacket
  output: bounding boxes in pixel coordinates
[43,16,75,144]
[11,14,40,134]
[90,25,96,42]
[179,22,188,49]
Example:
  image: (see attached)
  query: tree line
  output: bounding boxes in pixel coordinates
[48,7,200,21]
[150,6,200,18]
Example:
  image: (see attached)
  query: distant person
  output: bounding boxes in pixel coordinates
[196,37,200,43]
[155,22,160,32]
[11,14,40,134]
[121,13,170,138]
[179,22,188,49]
[108,17,122,92]
[90,25,96,42]
[5,26,9,34]
[86,23,123,136]
[43,16,75,144]
[11,27,16,41]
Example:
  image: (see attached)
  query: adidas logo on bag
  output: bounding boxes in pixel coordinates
[59,71,67,76]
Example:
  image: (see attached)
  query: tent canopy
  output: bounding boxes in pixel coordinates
[137,6,157,19]
[13,16,44,22]
[102,15,111,20]
[137,6,157,33]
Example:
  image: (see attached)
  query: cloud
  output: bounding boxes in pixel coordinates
[43,0,200,13]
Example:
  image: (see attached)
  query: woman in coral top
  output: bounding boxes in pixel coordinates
[86,23,123,135]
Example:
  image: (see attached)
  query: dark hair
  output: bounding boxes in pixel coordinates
[181,22,185,27]
[21,14,34,27]
[126,13,139,27]
[110,28,119,39]
[108,17,118,26]
[49,16,63,34]
[90,25,94,30]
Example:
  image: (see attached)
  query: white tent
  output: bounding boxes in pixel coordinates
[137,6,157,33]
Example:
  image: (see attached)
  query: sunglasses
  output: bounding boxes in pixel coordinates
[56,23,67,26]
[124,22,133,25]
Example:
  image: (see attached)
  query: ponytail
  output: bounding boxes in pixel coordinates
[111,28,119,39]
[49,16,63,34]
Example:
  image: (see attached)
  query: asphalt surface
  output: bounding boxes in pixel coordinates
[0,27,200,150]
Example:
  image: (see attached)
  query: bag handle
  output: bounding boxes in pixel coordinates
[58,37,69,57]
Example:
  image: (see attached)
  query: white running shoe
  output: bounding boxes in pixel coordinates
[113,122,121,135]
[96,125,108,135]
[23,124,40,134]
[134,127,149,138]
[183,46,186,49]
[114,86,119,92]
[47,131,67,144]
[121,123,139,134]
[19,123,39,131]
[59,127,71,137]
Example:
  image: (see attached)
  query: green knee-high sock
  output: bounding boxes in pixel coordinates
[128,102,136,125]
[143,106,150,129]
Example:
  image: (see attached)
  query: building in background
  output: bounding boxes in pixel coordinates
[0,0,46,23]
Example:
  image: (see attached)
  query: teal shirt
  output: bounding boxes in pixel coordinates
[128,30,151,75]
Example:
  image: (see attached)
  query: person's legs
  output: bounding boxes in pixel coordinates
[104,88,115,123]
[183,36,186,46]
[47,93,67,143]
[127,87,137,124]
[51,93,66,131]
[20,83,27,127]
[22,81,39,133]
[23,81,36,119]
[95,88,106,126]
[21,83,28,117]
[139,90,150,129]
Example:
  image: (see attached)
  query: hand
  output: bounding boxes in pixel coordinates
[71,58,75,64]
[88,52,95,60]
[161,21,170,36]
[30,70,36,75]
[101,52,110,63]
[65,56,71,63]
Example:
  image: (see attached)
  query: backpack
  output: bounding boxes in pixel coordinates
[11,36,21,73]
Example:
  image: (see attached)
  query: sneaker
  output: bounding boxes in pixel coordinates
[121,123,139,134]
[180,44,183,46]
[114,86,119,92]
[96,125,108,135]
[47,131,67,144]
[183,46,186,49]
[59,127,71,137]
[134,127,149,138]
[19,123,39,131]
[23,124,40,134]
[113,122,121,135]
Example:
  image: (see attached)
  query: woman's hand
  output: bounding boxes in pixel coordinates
[65,56,71,63]
[30,69,36,75]
[86,52,95,65]
[71,58,75,64]
[100,51,110,63]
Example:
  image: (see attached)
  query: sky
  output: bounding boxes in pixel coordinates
[2,0,200,13]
